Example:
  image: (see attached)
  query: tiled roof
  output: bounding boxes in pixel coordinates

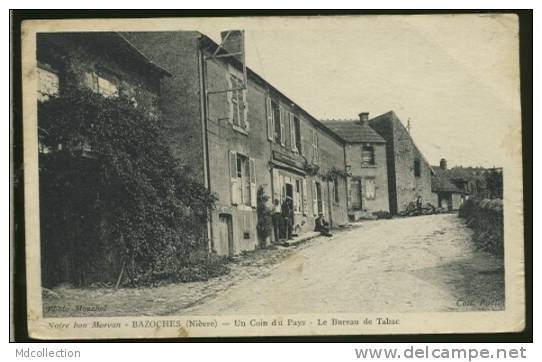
[320,119,386,143]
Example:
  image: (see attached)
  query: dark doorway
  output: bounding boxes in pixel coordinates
[350,178,363,210]
[285,183,293,200]
[315,182,323,214]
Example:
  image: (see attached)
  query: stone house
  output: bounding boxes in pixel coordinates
[431,159,468,211]
[36,32,171,286]
[369,111,436,215]
[322,113,390,220]
[124,31,349,257]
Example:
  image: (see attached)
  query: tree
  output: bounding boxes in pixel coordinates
[484,169,503,199]
[38,86,216,287]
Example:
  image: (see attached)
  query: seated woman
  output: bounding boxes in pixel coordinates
[314,213,332,237]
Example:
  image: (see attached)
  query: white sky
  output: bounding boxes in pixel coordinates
[203,15,521,168]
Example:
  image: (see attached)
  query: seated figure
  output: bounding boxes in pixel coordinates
[314,213,332,237]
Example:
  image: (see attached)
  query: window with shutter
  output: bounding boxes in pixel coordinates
[290,113,297,152]
[321,184,326,217]
[249,158,257,208]
[272,101,281,143]
[302,178,308,215]
[294,116,302,154]
[227,72,249,132]
[229,151,240,205]
[266,97,274,141]
[312,180,318,215]
[294,179,301,213]
[312,130,319,163]
[279,107,285,146]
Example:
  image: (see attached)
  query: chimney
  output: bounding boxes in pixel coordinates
[220,30,244,62]
[440,158,447,170]
[359,112,369,125]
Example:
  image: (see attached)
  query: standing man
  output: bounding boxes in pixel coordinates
[416,195,423,215]
[281,196,293,240]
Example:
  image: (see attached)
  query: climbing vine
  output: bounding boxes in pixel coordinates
[38,85,217,287]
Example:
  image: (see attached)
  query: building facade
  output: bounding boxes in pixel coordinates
[369,111,436,215]
[323,113,390,220]
[125,31,349,257]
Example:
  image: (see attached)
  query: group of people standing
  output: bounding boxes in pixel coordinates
[271,196,332,244]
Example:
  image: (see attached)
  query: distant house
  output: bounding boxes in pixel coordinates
[431,161,503,206]
[369,111,436,215]
[322,113,390,220]
[431,159,468,211]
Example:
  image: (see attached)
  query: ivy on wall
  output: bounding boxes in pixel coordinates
[38,86,217,287]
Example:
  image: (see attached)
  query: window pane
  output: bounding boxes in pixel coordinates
[362,145,375,165]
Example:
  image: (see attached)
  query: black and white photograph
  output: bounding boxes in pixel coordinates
[18,13,525,339]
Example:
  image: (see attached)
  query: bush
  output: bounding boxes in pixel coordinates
[38,86,217,287]
[458,198,503,256]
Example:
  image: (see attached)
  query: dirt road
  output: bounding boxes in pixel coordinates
[43,214,504,317]
[184,214,504,314]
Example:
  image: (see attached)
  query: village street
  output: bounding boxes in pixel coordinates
[184,214,504,314]
[43,214,504,317]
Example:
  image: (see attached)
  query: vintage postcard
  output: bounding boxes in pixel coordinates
[19,14,525,339]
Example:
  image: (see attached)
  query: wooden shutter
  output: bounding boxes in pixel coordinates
[266,97,274,141]
[249,158,257,208]
[272,168,280,203]
[312,129,317,162]
[226,74,234,124]
[242,88,249,131]
[314,131,319,163]
[312,180,318,215]
[298,119,304,155]
[279,107,285,146]
[229,151,240,205]
[321,183,327,219]
[301,178,308,215]
[290,113,297,151]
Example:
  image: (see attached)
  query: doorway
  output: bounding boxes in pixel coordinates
[315,181,323,214]
[350,178,363,210]
[218,214,234,257]
[285,183,294,201]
